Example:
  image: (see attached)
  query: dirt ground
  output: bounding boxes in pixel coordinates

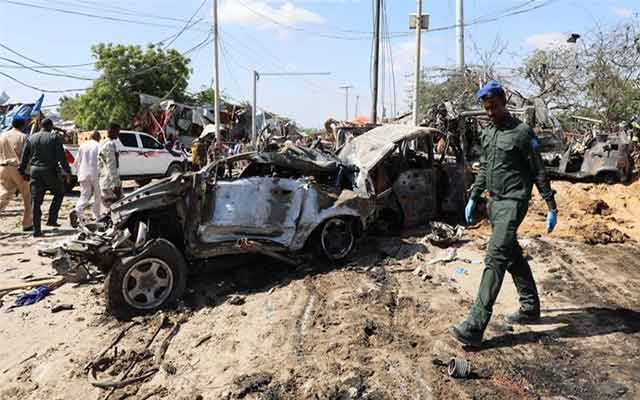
[0,180,639,400]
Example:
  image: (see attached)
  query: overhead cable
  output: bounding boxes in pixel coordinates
[162,0,209,49]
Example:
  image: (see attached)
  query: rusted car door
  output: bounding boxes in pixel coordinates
[198,177,306,246]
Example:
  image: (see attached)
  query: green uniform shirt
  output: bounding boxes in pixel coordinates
[470,114,556,209]
[19,130,71,176]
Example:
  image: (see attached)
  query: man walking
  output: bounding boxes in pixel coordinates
[98,123,122,210]
[69,130,101,227]
[19,118,71,237]
[0,116,33,231]
[449,81,558,347]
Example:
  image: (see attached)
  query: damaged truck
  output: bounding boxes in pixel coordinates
[45,125,465,318]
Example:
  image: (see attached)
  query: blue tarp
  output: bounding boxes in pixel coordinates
[0,94,44,133]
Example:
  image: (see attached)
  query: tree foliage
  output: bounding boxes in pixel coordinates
[63,43,192,130]
[410,20,640,129]
[520,19,640,127]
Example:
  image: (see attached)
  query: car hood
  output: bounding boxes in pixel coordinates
[110,173,193,226]
[337,124,437,172]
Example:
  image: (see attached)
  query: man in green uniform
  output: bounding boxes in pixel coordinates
[19,118,71,237]
[449,81,558,347]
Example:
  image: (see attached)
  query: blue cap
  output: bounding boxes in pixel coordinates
[12,115,27,123]
[476,80,504,101]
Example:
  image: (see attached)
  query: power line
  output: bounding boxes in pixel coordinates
[162,0,209,49]
[221,30,337,96]
[234,0,383,41]
[1,34,213,94]
[1,0,204,30]
[0,71,89,93]
[0,56,95,80]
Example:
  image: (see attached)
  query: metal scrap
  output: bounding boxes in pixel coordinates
[424,222,465,247]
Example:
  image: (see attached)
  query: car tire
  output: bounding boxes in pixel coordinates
[313,217,356,261]
[166,163,183,177]
[105,239,187,320]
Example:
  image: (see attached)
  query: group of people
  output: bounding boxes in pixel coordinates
[0,118,123,237]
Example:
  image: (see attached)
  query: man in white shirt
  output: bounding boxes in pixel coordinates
[69,130,101,227]
[98,123,122,210]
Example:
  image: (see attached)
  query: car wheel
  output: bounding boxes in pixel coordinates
[105,239,187,320]
[166,163,183,177]
[315,217,356,261]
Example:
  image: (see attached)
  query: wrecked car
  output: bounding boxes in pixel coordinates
[551,133,633,183]
[46,125,456,318]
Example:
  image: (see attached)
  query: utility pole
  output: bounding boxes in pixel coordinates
[371,0,382,124]
[251,71,331,145]
[355,94,360,118]
[213,0,221,143]
[339,85,353,121]
[456,0,465,72]
[411,1,428,126]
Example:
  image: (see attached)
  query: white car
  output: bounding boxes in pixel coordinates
[65,131,188,190]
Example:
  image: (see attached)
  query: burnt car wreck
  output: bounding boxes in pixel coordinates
[45,125,465,318]
[551,133,633,184]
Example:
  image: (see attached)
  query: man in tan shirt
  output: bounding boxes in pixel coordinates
[0,117,33,230]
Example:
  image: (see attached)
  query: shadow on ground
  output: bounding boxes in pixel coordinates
[481,307,640,350]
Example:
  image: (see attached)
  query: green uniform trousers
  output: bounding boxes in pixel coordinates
[467,197,540,332]
[30,167,64,234]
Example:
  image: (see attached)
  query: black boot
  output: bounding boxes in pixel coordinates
[504,309,540,325]
[448,321,483,348]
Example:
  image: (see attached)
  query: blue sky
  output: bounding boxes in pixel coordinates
[0,0,638,127]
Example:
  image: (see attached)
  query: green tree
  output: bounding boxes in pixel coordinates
[67,43,192,129]
[189,88,216,106]
[59,94,81,121]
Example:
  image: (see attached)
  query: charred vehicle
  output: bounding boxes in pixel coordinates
[552,133,633,183]
[46,125,461,318]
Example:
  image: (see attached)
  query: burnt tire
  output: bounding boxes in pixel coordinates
[105,239,187,320]
[313,217,356,261]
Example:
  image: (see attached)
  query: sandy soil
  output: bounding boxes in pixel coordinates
[0,181,639,400]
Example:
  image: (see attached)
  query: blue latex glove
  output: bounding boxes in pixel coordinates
[546,210,558,233]
[465,199,476,225]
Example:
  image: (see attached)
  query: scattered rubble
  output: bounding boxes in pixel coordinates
[424,222,465,247]
[230,372,273,399]
[582,223,630,245]
[448,357,472,379]
[585,199,612,216]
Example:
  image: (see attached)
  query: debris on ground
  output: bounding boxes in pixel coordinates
[194,334,212,348]
[582,223,630,245]
[448,357,471,379]
[51,303,74,313]
[5,286,50,312]
[227,295,246,306]
[585,199,613,216]
[424,222,464,247]
[230,372,273,399]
